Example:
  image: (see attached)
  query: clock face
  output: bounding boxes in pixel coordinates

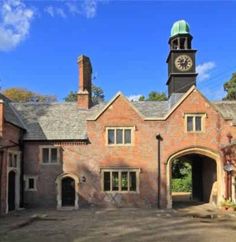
[175,55,193,71]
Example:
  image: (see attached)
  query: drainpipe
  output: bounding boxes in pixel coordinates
[156,134,163,209]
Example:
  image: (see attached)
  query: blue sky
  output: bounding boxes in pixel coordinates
[0,0,236,101]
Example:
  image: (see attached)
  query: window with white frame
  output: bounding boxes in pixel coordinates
[8,151,20,168]
[24,176,37,191]
[40,146,60,164]
[106,127,134,145]
[102,169,139,192]
[185,114,205,132]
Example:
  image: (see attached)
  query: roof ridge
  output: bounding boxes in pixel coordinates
[133,100,168,103]
[11,102,77,105]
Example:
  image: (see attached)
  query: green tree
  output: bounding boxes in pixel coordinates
[223,73,236,100]
[172,159,191,179]
[64,84,105,104]
[139,96,145,101]
[139,91,167,101]
[64,91,77,102]
[92,84,104,104]
[2,87,57,103]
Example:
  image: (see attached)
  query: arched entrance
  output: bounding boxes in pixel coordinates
[166,147,223,208]
[62,177,75,206]
[8,171,16,211]
[55,173,79,209]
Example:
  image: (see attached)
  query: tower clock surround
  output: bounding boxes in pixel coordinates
[166,20,198,97]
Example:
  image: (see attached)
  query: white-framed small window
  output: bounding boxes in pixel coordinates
[101,168,140,193]
[8,151,20,168]
[106,127,134,146]
[185,114,206,132]
[40,146,60,164]
[24,176,37,191]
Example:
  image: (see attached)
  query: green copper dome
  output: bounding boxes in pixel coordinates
[171,20,190,37]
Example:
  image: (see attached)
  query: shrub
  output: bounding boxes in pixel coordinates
[171,175,192,192]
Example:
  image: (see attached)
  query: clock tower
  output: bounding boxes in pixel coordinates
[166,20,197,97]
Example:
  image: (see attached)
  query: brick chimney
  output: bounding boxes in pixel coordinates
[77,55,92,109]
[0,100,4,137]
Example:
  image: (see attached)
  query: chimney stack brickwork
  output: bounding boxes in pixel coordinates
[77,55,92,109]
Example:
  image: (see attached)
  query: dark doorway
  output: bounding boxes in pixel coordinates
[62,177,75,207]
[171,154,217,207]
[8,171,16,211]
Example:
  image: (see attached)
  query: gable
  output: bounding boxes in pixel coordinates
[87,92,145,121]
[87,86,222,122]
[144,86,223,121]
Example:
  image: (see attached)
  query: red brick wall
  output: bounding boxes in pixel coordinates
[0,123,22,214]
[22,90,236,209]
[157,90,235,206]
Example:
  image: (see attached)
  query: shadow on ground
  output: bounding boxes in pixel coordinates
[1,206,236,242]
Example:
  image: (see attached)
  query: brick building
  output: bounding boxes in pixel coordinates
[1,20,236,214]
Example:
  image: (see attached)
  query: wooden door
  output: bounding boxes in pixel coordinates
[61,177,75,206]
[8,171,16,211]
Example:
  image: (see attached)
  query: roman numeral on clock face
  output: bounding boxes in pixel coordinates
[175,55,193,71]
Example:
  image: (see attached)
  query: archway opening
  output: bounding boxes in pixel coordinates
[61,177,75,207]
[8,171,16,211]
[171,153,217,208]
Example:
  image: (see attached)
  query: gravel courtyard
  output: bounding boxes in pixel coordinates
[1,205,236,242]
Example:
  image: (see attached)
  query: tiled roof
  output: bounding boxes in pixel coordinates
[213,101,236,124]
[10,93,184,140]
[12,102,105,140]
[5,91,236,141]
[133,101,169,117]
[0,93,26,129]
[132,93,185,118]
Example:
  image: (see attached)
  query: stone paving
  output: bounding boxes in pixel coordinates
[1,204,236,242]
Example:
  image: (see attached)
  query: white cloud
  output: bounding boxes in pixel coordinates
[45,0,99,19]
[0,0,34,51]
[83,0,97,18]
[196,62,216,82]
[127,94,142,101]
[65,1,81,15]
[45,6,54,17]
[201,86,226,101]
[44,6,66,18]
